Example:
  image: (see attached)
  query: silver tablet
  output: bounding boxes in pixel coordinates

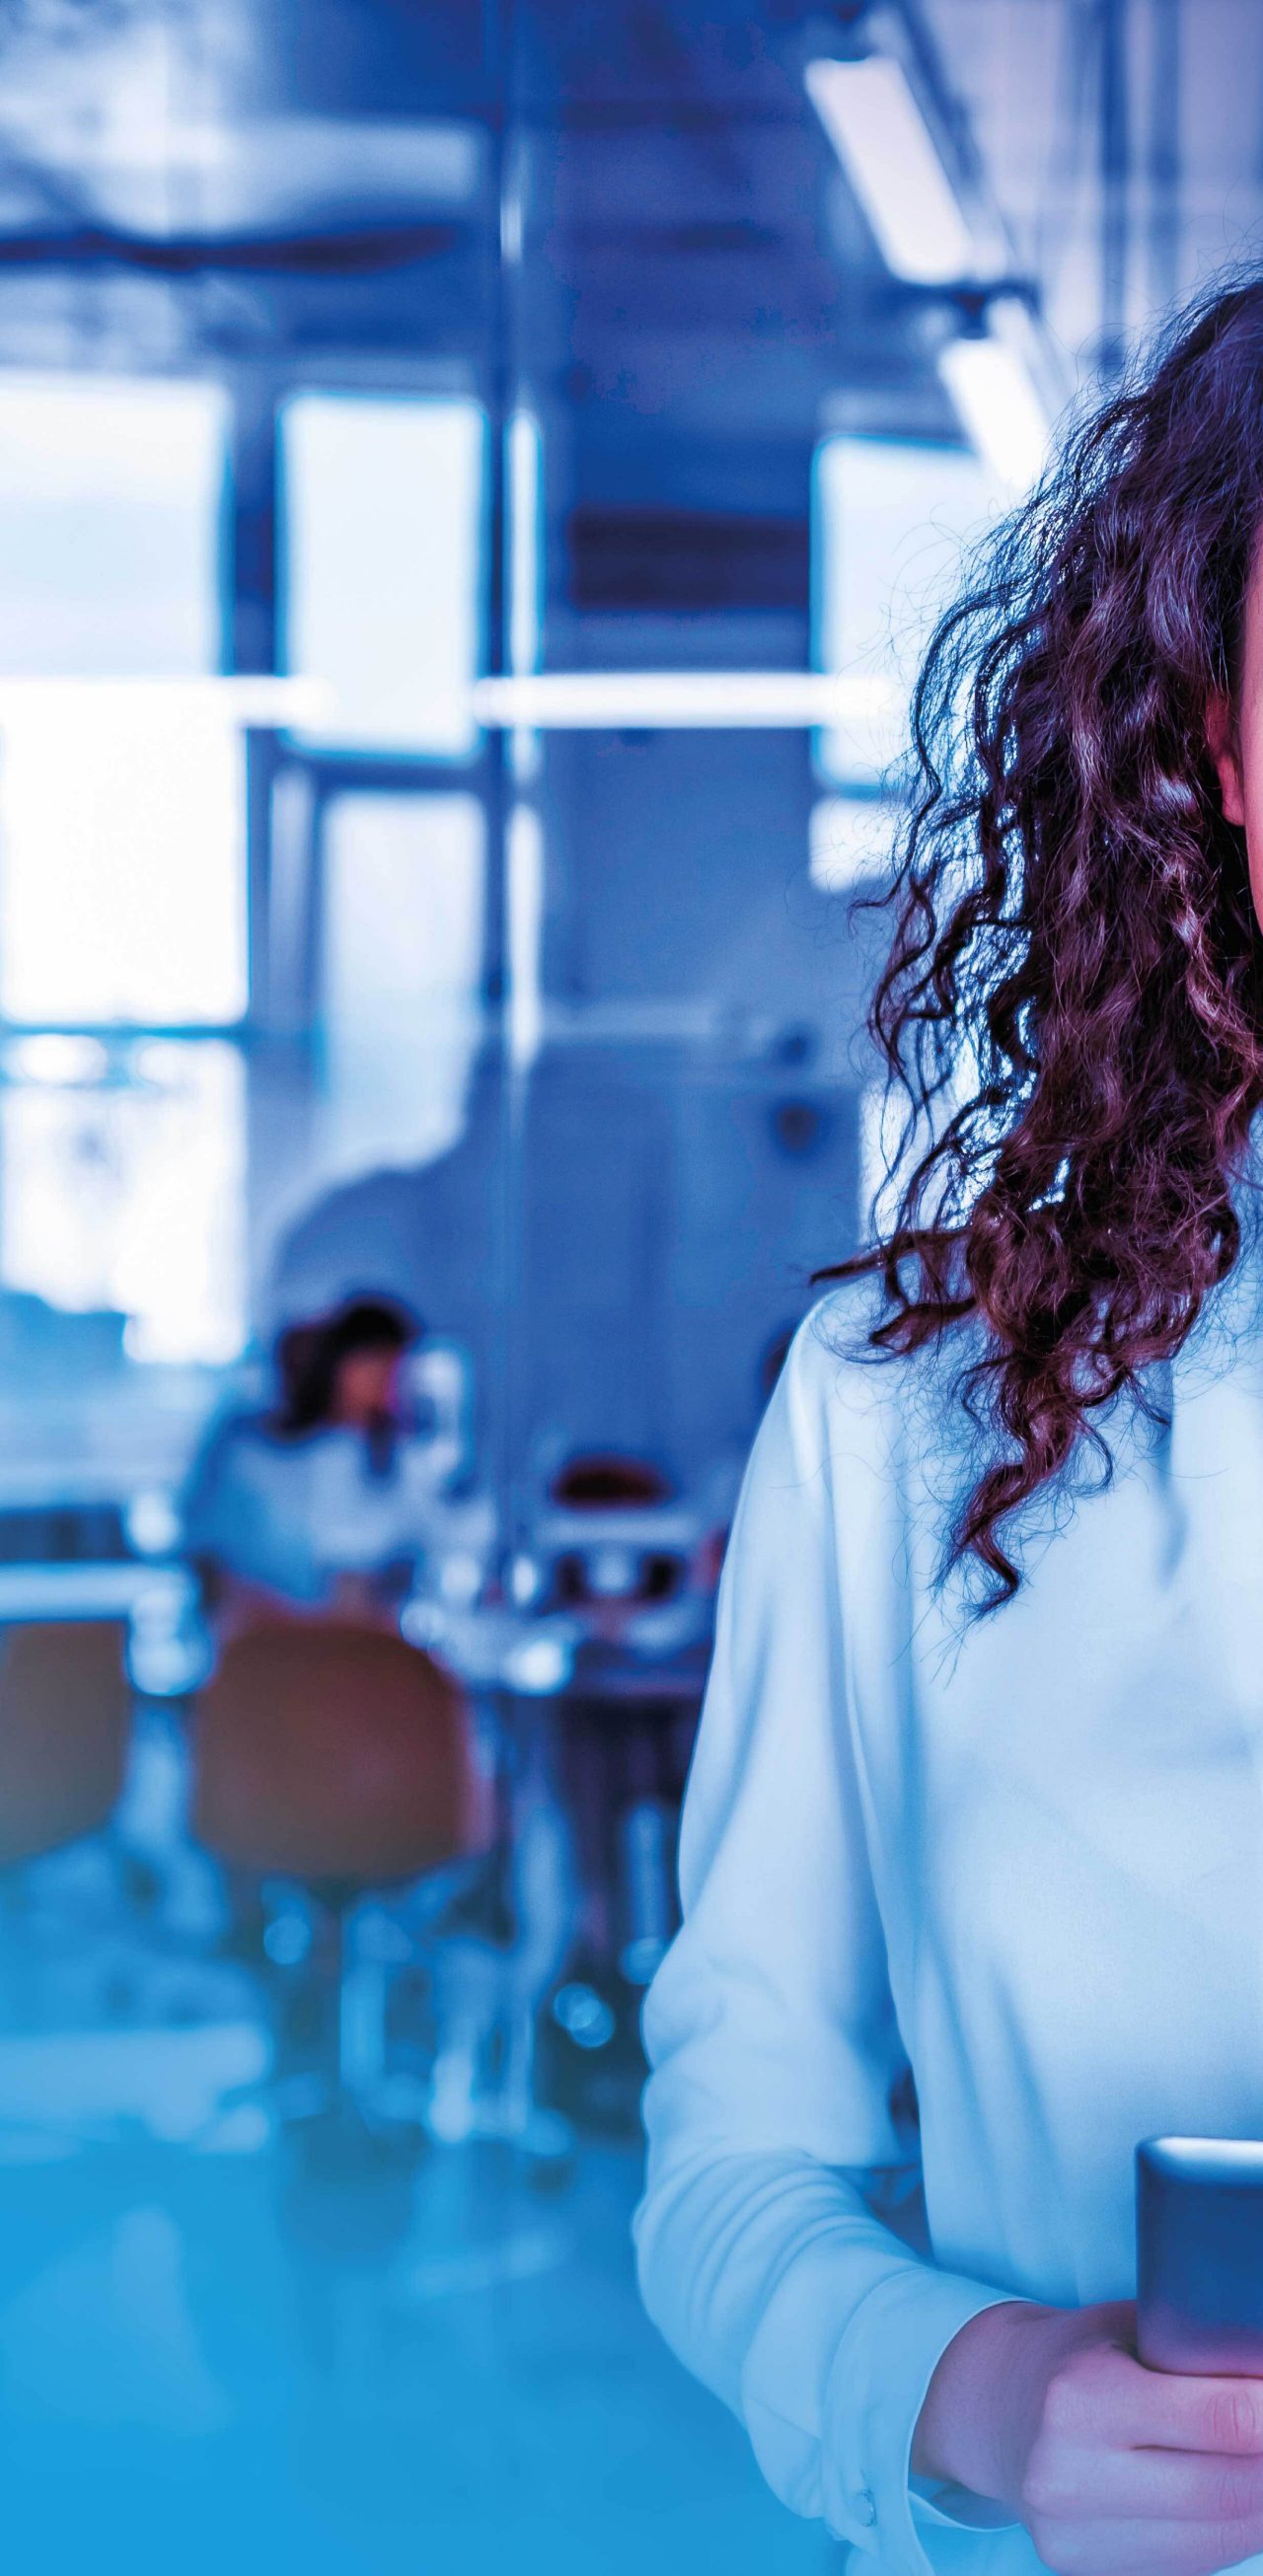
[1137,2136,1263,2374]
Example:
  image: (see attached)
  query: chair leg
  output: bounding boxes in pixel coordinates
[324,1899,432,2147]
[335,1903,390,2100]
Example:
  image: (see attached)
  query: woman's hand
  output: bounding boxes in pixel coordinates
[913,2297,1263,2575]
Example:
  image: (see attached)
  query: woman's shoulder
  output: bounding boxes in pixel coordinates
[780,1261,980,1494]
[799,1264,895,1357]
[188,1403,299,1490]
[205,1402,280,1455]
[782,1263,927,1407]
[750,1282,909,1537]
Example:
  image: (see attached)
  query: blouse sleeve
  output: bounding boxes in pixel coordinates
[633,1308,1017,2574]
[180,1413,241,1564]
[180,1414,320,1603]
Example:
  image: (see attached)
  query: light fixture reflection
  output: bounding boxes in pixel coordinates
[473,671,899,730]
[805,54,976,285]
[937,331,1051,497]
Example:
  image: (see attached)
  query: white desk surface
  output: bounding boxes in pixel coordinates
[0,1563,194,1624]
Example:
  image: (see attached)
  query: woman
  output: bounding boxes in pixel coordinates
[635,274,1263,2576]
[184,1293,456,1634]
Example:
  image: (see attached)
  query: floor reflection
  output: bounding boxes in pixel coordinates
[0,1767,835,2576]
[0,2121,835,2576]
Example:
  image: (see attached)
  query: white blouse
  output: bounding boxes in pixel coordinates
[635,1208,1263,2576]
[182,1412,466,1602]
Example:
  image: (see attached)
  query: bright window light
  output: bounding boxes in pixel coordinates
[0,693,248,1023]
[0,1038,247,1362]
[814,435,999,786]
[810,796,902,892]
[507,409,543,679]
[280,393,484,756]
[321,791,484,1179]
[7,1033,109,1085]
[805,55,976,286]
[937,331,1051,497]
[507,800,544,1067]
[0,372,227,675]
[507,408,544,781]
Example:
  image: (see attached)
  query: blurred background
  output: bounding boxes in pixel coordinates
[0,2,1253,2570]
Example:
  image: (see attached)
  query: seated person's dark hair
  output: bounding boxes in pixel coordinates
[272,1294,421,1439]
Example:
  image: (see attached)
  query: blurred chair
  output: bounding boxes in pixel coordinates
[0,1619,130,1872]
[189,1621,489,2143]
[551,1454,673,1509]
[0,1619,137,2160]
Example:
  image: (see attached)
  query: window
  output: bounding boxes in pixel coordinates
[320,791,484,1178]
[0,1037,247,1362]
[0,371,245,1364]
[814,435,998,787]
[809,794,901,894]
[0,372,228,677]
[279,394,485,756]
[0,694,248,1025]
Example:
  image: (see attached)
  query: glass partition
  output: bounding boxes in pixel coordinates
[0,5,1157,2566]
[0,0,1021,1950]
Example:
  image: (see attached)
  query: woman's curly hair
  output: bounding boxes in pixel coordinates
[822,273,1263,1617]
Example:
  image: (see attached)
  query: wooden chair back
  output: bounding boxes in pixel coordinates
[191,1620,483,1884]
[0,1620,130,1868]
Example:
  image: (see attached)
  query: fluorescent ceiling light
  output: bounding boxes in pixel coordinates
[805,54,976,285]
[937,333,1050,496]
[472,671,899,730]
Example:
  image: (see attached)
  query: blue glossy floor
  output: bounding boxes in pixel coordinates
[0,2126,842,2576]
[0,1733,838,2576]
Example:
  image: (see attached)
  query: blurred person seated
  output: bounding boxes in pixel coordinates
[183,1298,504,2010]
[184,1294,469,1640]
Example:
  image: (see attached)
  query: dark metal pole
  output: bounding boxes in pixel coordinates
[483,0,529,1581]
[1146,0,1181,320]
[1098,0,1131,379]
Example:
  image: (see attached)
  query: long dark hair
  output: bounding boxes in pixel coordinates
[271,1295,420,1475]
[822,273,1263,1617]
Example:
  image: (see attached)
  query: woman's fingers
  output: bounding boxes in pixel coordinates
[1053,2344,1263,2455]
[1025,2517,1263,2576]
[1030,2441,1263,2523]
[1144,2372,1263,2459]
